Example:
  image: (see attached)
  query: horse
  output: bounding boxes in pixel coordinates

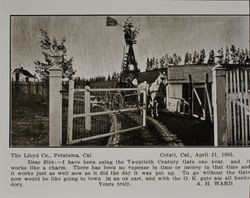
[138,71,167,118]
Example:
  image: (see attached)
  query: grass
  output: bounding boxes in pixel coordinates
[11,94,109,147]
[11,94,49,146]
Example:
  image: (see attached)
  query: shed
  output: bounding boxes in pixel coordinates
[12,67,37,82]
[166,64,214,116]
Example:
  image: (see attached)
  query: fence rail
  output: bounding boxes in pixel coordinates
[67,80,147,144]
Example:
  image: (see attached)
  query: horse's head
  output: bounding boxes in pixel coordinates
[156,71,167,86]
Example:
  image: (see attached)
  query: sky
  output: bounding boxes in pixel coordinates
[11,16,249,79]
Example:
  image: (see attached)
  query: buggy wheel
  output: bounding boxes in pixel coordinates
[112,93,124,110]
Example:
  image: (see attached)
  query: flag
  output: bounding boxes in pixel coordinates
[106,16,118,26]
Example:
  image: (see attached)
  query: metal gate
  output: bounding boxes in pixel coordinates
[226,67,250,146]
[67,80,147,144]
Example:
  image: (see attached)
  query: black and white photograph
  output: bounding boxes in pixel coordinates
[2,1,250,198]
[10,15,249,147]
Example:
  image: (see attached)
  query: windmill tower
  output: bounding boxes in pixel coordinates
[120,21,140,86]
[106,17,140,87]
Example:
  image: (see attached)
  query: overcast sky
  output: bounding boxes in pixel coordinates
[11,16,249,78]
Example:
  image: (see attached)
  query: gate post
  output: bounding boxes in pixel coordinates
[85,86,91,130]
[49,56,62,147]
[67,80,74,144]
[212,62,227,146]
[143,88,147,127]
[166,84,169,110]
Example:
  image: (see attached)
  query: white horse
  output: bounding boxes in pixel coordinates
[138,72,167,118]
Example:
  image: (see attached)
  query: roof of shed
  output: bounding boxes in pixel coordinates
[138,68,168,84]
[13,68,36,78]
[167,64,214,83]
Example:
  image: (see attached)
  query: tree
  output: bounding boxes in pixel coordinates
[238,48,250,64]
[173,53,181,65]
[151,57,156,69]
[107,75,111,81]
[199,49,206,64]
[230,44,238,64]
[188,53,192,64]
[160,54,169,68]
[146,57,153,71]
[217,48,224,57]
[238,49,246,64]
[207,49,215,64]
[155,58,159,69]
[244,49,250,64]
[184,52,188,65]
[159,56,165,68]
[111,72,119,80]
[216,48,224,64]
[168,56,174,65]
[230,44,236,53]
[34,29,76,83]
[224,46,230,64]
[184,52,192,65]
[74,76,81,87]
[74,76,87,88]
[146,58,150,71]
[192,51,199,64]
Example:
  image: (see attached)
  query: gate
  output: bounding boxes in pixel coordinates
[189,74,213,121]
[226,67,250,146]
[67,80,147,144]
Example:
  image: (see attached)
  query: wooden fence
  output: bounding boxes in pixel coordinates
[12,81,48,97]
[213,65,250,146]
[226,67,250,146]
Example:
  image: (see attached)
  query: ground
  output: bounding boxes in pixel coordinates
[11,94,213,147]
[11,94,108,146]
[156,111,214,146]
[11,94,49,146]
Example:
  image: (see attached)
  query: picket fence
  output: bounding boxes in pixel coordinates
[226,67,250,146]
